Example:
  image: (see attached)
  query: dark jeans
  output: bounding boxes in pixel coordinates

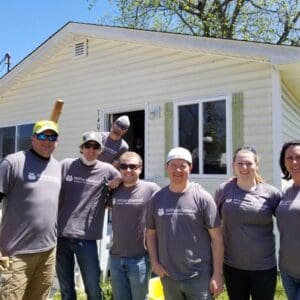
[223,264,277,300]
[56,237,102,300]
[281,270,300,300]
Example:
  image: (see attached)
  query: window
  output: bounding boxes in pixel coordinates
[0,123,34,159]
[176,97,229,175]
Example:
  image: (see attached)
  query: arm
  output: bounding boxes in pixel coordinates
[146,229,169,278]
[208,227,224,298]
[108,177,122,189]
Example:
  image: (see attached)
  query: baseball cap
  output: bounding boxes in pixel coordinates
[80,131,102,147]
[33,120,59,135]
[166,147,192,164]
[115,115,130,129]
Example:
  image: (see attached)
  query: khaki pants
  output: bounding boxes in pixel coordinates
[0,247,56,300]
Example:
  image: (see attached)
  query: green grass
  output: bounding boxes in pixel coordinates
[53,274,286,300]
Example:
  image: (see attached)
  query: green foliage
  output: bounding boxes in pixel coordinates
[52,280,113,300]
[52,274,286,299]
[88,0,300,45]
[101,279,113,300]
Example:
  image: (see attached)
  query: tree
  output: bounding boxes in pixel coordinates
[88,0,300,45]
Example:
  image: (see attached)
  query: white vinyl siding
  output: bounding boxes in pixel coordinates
[0,37,276,193]
[282,84,300,142]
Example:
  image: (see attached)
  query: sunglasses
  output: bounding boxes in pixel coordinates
[115,121,128,131]
[119,163,140,170]
[35,133,58,142]
[84,143,101,150]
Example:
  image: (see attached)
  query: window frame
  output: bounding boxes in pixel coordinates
[174,95,232,178]
[0,122,34,159]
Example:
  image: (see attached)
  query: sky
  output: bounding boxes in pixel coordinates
[0,0,115,76]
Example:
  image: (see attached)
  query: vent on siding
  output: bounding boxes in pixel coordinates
[74,40,87,58]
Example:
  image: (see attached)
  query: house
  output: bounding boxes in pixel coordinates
[1,21,300,190]
[1,21,300,286]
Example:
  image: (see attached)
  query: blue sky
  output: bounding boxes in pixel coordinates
[0,0,115,76]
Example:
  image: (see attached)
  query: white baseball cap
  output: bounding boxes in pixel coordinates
[166,147,192,164]
[115,115,130,129]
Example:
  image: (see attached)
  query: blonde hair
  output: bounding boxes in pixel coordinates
[233,147,265,184]
[118,151,143,166]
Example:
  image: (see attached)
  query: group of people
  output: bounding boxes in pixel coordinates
[0,115,299,300]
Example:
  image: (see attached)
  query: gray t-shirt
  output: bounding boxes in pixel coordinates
[146,182,221,280]
[276,185,300,279]
[0,150,61,256]
[215,179,281,270]
[98,132,129,164]
[58,158,120,240]
[110,180,160,257]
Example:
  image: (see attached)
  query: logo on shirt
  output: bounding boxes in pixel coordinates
[26,171,60,183]
[28,172,37,181]
[66,175,73,182]
[158,208,165,216]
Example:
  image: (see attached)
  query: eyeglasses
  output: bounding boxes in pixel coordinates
[119,163,140,170]
[35,133,58,142]
[84,143,101,150]
[115,121,128,131]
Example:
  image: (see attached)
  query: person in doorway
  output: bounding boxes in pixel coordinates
[276,140,300,300]
[146,147,223,300]
[109,151,160,300]
[215,146,281,300]
[98,115,130,167]
[0,120,61,300]
[56,131,121,300]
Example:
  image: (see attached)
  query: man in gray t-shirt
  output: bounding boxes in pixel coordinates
[98,115,130,166]
[0,120,61,300]
[146,147,224,300]
[56,131,120,300]
[109,151,160,300]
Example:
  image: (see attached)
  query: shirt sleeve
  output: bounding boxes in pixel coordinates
[203,193,221,228]
[0,159,14,196]
[146,196,156,230]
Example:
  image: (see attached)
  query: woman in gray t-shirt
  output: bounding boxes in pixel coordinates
[276,140,300,300]
[215,147,281,300]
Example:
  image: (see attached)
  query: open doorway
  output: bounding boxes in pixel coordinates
[106,110,145,178]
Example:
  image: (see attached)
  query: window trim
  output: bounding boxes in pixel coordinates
[0,122,34,158]
[174,95,232,178]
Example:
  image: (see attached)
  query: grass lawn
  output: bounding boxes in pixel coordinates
[53,274,287,299]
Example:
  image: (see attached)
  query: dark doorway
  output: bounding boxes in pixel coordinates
[107,110,145,178]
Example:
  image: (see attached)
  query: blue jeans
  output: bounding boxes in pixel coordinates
[281,271,300,300]
[110,254,151,300]
[56,237,102,300]
[161,275,213,300]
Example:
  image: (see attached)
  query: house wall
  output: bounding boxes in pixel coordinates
[282,83,300,142]
[0,37,275,194]
[281,83,300,190]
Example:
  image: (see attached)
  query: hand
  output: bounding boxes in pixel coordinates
[0,255,12,272]
[152,262,169,278]
[108,178,122,189]
[209,273,224,298]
